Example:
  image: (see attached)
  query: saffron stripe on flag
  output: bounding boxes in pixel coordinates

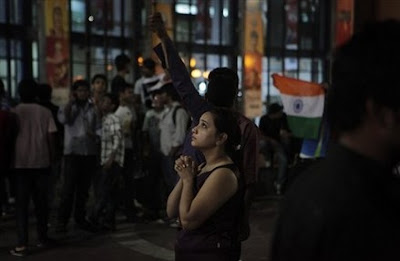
[287,116,322,139]
[272,74,324,97]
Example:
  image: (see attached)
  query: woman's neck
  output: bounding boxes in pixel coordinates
[202,148,232,170]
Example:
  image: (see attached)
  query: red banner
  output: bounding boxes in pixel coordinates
[45,0,70,90]
[335,0,354,47]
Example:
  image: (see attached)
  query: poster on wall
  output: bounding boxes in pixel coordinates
[335,0,354,47]
[244,0,263,119]
[45,0,70,105]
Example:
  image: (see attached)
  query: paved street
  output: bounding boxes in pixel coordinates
[0,196,280,261]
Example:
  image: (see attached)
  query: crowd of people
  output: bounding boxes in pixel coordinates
[1,12,400,261]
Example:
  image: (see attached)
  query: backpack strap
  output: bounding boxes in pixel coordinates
[172,105,183,126]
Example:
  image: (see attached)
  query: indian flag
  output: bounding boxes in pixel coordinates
[272,74,325,139]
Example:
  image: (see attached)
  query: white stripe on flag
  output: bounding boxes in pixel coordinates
[281,93,324,118]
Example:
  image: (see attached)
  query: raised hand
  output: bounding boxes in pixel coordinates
[149,12,168,39]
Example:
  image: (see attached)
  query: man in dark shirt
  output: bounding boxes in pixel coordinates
[259,103,291,194]
[271,20,400,261]
[111,54,131,96]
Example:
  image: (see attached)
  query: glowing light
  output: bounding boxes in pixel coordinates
[137,56,143,66]
[190,58,196,68]
[73,75,84,81]
[202,71,210,79]
[88,15,94,22]
[107,64,113,71]
[191,69,202,78]
[198,81,207,94]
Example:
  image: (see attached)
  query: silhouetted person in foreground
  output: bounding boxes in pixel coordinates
[271,20,400,261]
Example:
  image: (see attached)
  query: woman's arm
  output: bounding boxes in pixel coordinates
[166,178,183,218]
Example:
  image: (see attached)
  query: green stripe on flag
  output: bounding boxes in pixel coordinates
[287,116,321,139]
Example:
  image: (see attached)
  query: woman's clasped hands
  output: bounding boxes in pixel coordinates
[174,155,197,181]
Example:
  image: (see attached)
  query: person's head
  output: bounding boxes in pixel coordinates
[141,58,156,78]
[118,83,134,104]
[191,107,241,158]
[72,79,90,102]
[267,103,284,119]
[328,20,400,162]
[91,74,108,95]
[18,79,38,103]
[114,54,131,73]
[154,82,180,106]
[205,67,239,108]
[151,92,164,111]
[101,93,119,114]
[37,83,52,102]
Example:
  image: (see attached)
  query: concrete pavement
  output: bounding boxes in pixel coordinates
[0,197,280,260]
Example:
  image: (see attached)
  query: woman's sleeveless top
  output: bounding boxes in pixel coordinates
[175,164,244,254]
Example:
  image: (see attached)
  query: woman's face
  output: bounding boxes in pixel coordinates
[191,111,220,149]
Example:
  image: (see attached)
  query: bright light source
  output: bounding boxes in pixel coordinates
[190,58,196,68]
[223,8,229,17]
[202,71,210,79]
[107,64,113,71]
[191,69,202,78]
[88,15,94,22]
[198,81,207,95]
[137,56,143,65]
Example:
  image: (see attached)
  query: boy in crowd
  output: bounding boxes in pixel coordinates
[90,93,124,231]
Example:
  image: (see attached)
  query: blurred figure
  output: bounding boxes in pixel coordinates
[90,93,124,231]
[258,103,292,195]
[10,79,57,257]
[271,20,400,260]
[157,83,189,203]
[0,79,17,217]
[141,91,165,221]
[111,54,131,96]
[37,83,64,210]
[115,83,139,222]
[91,74,108,110]
[0,78,10,110]
[56,80,98,233]
[134,58,164,111]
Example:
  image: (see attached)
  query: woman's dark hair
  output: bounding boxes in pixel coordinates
[209,107,241,160]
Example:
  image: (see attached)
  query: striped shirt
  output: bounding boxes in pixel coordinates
[101,113,124,167]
